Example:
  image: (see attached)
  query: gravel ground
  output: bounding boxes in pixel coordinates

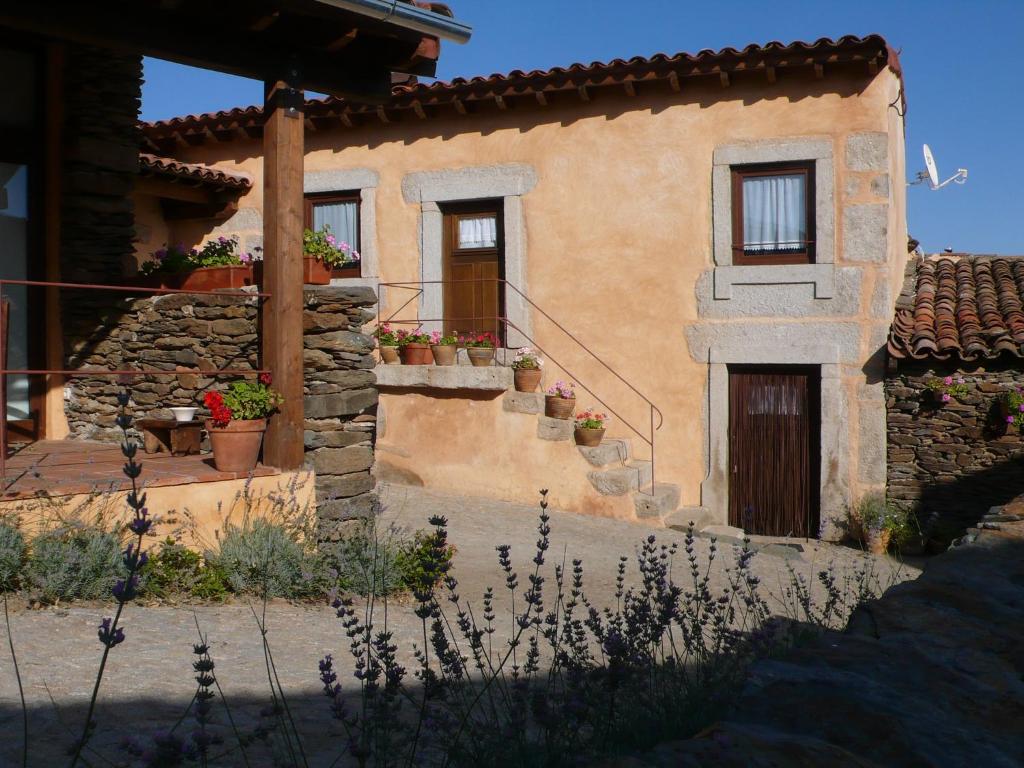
[0,484,919,766]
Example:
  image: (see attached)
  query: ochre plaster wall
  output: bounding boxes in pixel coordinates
[137,67,907,521]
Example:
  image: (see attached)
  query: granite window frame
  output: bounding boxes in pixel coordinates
[712,139,835,300]
[303,168,379,286]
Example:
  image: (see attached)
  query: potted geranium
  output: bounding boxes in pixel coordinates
[397,327,433,365]
[302,225,358,285]
[375,323,400,365]
[545,380,576,420]
[574,408,608,447]
[430,330,458,366]
[461,331,499,367]
[202,374,283,473]
[139,236,259,290]
[511,347,543,392]
[924,375,967,407]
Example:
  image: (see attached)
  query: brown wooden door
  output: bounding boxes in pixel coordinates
[728,367,820,537]
[442,202,503,341]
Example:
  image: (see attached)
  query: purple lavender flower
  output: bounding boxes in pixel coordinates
[98,617,125,647]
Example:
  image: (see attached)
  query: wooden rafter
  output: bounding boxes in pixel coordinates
[667,71,680,92]
[623,80,636,97]
[412,101,427,119]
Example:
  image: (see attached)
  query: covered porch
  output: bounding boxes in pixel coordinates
[0,0,469,515]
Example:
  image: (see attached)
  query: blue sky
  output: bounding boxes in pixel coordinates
[141,0,1024,255]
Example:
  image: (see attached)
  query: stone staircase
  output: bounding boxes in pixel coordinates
[502,390,681,523]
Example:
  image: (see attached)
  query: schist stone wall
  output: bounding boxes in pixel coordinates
[886,360,1024,542]
[64,286,379,538]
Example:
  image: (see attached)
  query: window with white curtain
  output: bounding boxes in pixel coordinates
[457,214,497,249]
[306,192,360,274]
[732,164,814,265]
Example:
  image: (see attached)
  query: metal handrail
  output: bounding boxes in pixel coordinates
[0,278,272,492]
[376,278,664,492]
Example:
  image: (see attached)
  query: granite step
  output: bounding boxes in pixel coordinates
[577,438,631,467]
[632,482,681,519]
[588,460,653,496]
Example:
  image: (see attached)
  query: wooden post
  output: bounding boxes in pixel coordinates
[261,72,305,470]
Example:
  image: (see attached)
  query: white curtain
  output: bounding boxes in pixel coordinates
[313,200,359,250]
[458,215,497,249]
[742,174,806,252]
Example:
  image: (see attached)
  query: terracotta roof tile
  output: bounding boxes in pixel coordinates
[138,153,252,190]
[141,34,900,146]
[888,255,1024,361]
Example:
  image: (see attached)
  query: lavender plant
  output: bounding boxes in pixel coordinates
[68,388,153,767]
[316,491,797,767]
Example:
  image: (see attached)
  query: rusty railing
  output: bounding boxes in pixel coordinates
[376,278,664,492]
[0,278,272,492]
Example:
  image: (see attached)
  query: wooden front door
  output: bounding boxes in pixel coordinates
[442,202,503,341]
[728,367,820,537]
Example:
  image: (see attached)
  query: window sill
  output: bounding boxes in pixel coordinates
[713,264,835,300]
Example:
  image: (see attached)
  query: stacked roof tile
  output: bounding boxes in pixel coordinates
[141,35,901,148]
[138,153,252,190]
[888,255,1024,361]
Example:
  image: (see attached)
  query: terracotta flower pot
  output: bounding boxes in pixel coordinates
[514,368,542,392]
[379,345,400,365]
[399,343,433,365]
[574,426,605,447]
[864,528,892,556]
[467,347,495,367]
[431,344,457,366]
[165,265,255,291]
[302,256,332,285]
[206,418,266,473]
[545,395,575,420]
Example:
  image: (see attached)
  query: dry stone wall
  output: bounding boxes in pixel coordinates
[886,359,1024,542]
[64,285,378,538]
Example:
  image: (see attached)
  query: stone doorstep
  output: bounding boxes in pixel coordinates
[588,460,653,496]
[374,364,512,391]
[633,482,681,519]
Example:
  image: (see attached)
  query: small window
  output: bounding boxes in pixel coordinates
[304,192,360,277]
[456,214,497,250]
[731,163,814,265]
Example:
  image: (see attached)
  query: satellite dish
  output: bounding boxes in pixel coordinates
[910,144,967,189]
[922,144,940,188]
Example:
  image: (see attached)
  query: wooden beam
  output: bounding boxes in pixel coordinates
[249,12,279,32]
[719,71,730,87]
[304,117,317,132]
[376,106,390,124]
[766,65,776,84]
[623,80,636,97]
[493,94,507,110]
[326,29,358,52]
[339,112,353,128]
[44,42,66,439]
[453,97,467,115]
[411,101,427,119]
[577,85,590,102]
[814,63,824,79]
[667,71,680,93]
[535,91,548,106]
[261,74,305,470]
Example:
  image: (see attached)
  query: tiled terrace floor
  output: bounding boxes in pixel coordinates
[1,439,277,499]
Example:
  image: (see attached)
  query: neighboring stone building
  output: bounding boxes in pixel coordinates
[137,35,909,538]
[886,254,1024,545]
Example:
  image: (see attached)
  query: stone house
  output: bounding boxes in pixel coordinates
[135,34,909,538]
[886,254,1024,546]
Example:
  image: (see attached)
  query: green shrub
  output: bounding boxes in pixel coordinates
[0,521,27,591]
[325,519,406,597]
[140,537,232,600]
[210,519,323,598]
[855,493,918,548]
[396,529,456,592]
[26,525,125,602]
